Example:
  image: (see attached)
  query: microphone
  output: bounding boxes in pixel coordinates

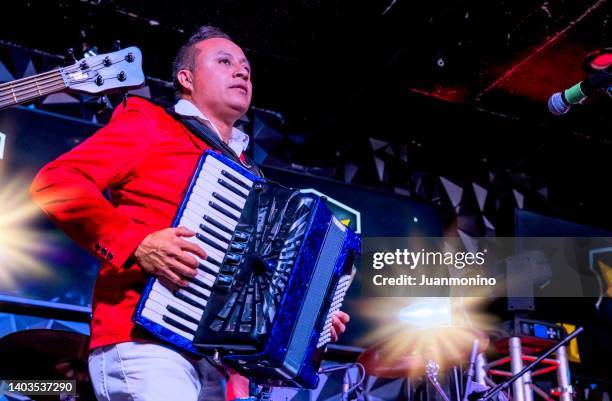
[548,68,612,115]
[547,82,586,115]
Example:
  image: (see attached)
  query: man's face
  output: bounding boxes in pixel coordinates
[187,38,252,118]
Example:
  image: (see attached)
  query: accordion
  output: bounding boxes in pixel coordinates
[133,150,360,388]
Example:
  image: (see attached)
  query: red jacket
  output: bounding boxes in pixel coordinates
[31,97,214,350]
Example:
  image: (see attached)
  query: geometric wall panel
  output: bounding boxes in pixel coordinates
[21,60,37,79]
[374,156,385,181]
[344,162,359,183]
[369,137,389,152]
[440,176,464,210]
[472,182,488,212]
[0,61,14,82]
[10,49,35,80]
[512,189,524,209]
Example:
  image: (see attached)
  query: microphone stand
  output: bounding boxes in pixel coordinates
[477,327,583,401]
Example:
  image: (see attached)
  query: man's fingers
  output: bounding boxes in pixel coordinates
[334,310,350,324]
[330,313,346,342]
[332,314,346,334]
[176,252,200,270]
[163,268,188,287]
[175,226,196,237]
[169,258,198,279]
[178,238,207,260]
[330,326,338,342]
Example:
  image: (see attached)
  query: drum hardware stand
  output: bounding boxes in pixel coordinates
[475,327,583,401]
[318,363,366,401]
[453,366,463,401]
[424,339,481,401]
[425,360,451,401]
[421,326,581,401]
[462,340,481,401]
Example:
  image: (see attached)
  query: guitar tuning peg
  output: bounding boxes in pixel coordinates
[113,40,121,51]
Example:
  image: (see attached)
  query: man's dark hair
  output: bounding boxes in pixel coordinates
[172,25,232,97]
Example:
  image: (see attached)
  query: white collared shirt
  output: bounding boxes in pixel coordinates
[174,99,250,156]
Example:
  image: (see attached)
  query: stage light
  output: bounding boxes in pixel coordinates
[0,173,52,292]
[397,298,452,328]
[354,297,495,375]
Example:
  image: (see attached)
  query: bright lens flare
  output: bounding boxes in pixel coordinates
[0,173,52,292]
[354,297,495,376]
[398,298,452,327]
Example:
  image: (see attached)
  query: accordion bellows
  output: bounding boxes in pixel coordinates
[133,150,360,388]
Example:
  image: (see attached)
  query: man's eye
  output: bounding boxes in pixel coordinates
[219,58,231,65]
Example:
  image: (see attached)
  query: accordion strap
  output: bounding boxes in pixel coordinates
[166,107,262,177]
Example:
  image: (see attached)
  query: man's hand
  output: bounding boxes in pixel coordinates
[330,310,350,342]
[134,226,206,286]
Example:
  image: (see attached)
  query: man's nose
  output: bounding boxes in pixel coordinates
[234,66,249,80]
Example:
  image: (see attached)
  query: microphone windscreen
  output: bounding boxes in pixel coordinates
[548,92,570,115]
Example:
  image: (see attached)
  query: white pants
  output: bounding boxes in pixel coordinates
[88,342,226,401]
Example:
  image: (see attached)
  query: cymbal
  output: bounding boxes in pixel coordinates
[358,327,489,378]
[0,329,94,400]
[358,348,427,378]
[0,329,89,369]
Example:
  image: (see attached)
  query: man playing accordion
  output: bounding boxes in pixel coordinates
[31,26,349,401]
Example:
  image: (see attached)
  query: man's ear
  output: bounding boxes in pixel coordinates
[177,70,194,92]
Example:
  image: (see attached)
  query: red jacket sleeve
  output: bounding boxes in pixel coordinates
[30,98,159,269]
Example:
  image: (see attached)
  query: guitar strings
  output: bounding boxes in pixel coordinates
[0,69,62,91]
[0,84,65,108]
[0,75,66,106]
[0,73,64,97]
